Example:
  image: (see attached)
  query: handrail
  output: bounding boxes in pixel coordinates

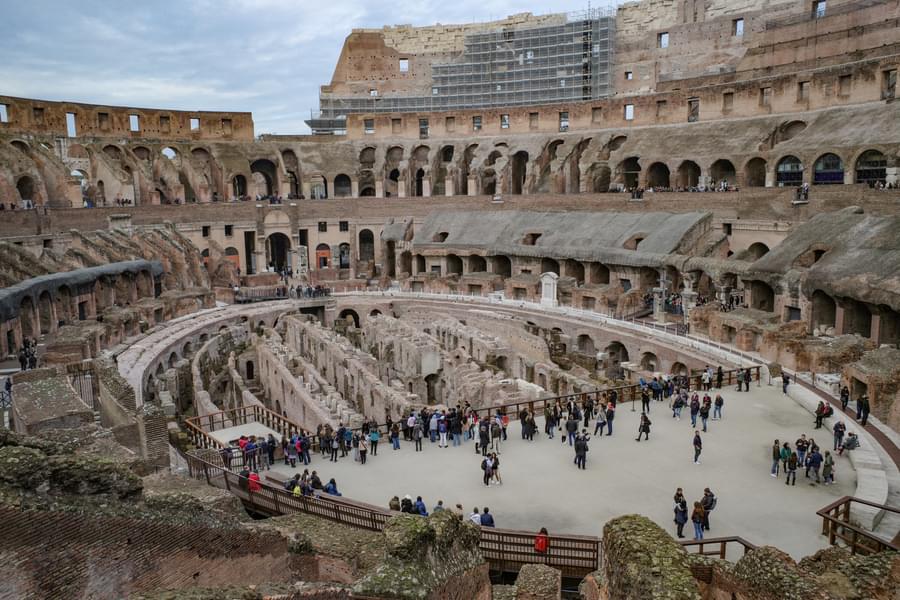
[816,496,900,555]
[180,448,601,578]
[679,536,756,560]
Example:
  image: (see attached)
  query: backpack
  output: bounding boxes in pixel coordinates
[708,496,717,510]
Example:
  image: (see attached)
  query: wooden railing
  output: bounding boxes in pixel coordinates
[817,496,900,555]
[184,404,302,450]
[181,449,601,578]
[679,536,756,560]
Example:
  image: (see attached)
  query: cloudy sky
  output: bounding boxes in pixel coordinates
[0,0,608,134]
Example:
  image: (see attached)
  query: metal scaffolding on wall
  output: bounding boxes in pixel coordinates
[309,7,616,133]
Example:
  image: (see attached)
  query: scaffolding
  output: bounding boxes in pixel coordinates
[309,8,615,132]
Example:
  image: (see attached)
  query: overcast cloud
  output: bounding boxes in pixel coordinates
[0,0,610,134]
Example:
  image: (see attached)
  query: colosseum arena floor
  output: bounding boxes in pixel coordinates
[267,380,854,558]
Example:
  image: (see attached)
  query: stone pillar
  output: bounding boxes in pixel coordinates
[886,166,898,187]
[375,180,384,198]
[540,272,559,307]
[843,169,854,185]
[765,168,776,188]
[834,304,847,335]
[398,180,407,198]
[351,179,359,198]
[467,177,477,196]
[422,179,431,197]
[653,286,666,323]
[445,178,455,197]
[302,181,312,199]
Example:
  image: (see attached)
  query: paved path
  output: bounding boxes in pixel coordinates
[268,383,852,558]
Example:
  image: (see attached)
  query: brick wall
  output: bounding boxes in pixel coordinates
[0,506,297,600]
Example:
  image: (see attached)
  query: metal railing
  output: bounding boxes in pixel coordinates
[181,449,601,578]
[679,536,756,560]
[817,496,900,555]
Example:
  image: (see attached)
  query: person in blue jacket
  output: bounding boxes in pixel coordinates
[414,495,429,516]
[324,478,342,496]
[480,507,495,527]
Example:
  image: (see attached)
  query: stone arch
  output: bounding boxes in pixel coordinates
[647,162,670,188]
[776,155,803,187]
[315,243,331,269]
[398,250,412,275]
[232,174,247,198]
[16,176,35,203]
[747,242,770,260]
[250,159,278,196]
[779,120,807,142]
[563,259,585,284]
[266,232,291,271]
[605,341,629,366]
[511,151,528,194]
[132,146,151,161]
[616,157,641,189]
[490,255,512,277]
[103,144,123,160]
[338,242,351,269]
[591,165,612,192]
[709,159,736,186]
[640,352,659,372]
[670,361,688,377]
[338,309,360,329]
[468,255,487,273]
[359,147,376,169]
[161,147,178,160]
[414,254,426,273]
[744,157,767,187]
[813,153,844,185]
[577,334,596,355]
[854,149,887,186]
[334,174,352,197]
[446,254,463,275]
[168,352,179,368]
[11,140,30,153]
[749,281,775,312]
[358,229,375,262]
[841,298,872,338]
[414,168,426,196]
[811,290,836,332]
[310,174,328,199]
[590,263,610,284]
[676,160,700,188]
[540,257,560,275]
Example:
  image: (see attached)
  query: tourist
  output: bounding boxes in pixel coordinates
[605,402,615,436]
[716,366,724,389]
[823,451,835,485]
[330,435,339,462]
[691,502,705,540]
[287,437,298,468]
[481,454,493,486]
[689,395,700,428]
[369,428,380,455]
[641,389,650,413]
[478,420,490,456]
[469,508,482,525]
[786,452,798,485]
[429,412,439,443]
[832,421,846,451]
[574,431,589,469]
[635,413,651,442]
[544,404,556,439]
[401,495,414,513]
[480,507,495,527]
[220,445,233,469]
[414,496,428,516]
[491,417,502,450]
[352,432,360,462]
[700,488,716,531]
[770,439,781,476]
[244,436,258,471]
[390,422,401,450]
[806,446,823,483]
[713,394,724,420]
[780,442,792,474]
[534,528,549,554]
[814,402,826,429]
[491,452,503,485]
[692,430,702,464]
[736,369,744,392]
[782,373,790,394]
[699,400,710,432]
[673,488,688,538]
[672,393,684,420]
[564,414,579,446]
[840,385,850,411]
[593,403,607,436]
[413,418,424,452]
[389,496,401,511]
[248,470,261,493]
[433,500,445,512]
[454,503,464,516]
[266,433,277,467]
[438,415,449,448]
[859,395,870,426]
[359,435,368,464]
[324,478,342,496]
[523,412,537,441]
[284,473,301,491]
[796,435,809,466]
[451,413,463,447]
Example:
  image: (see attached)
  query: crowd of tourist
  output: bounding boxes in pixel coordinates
[17,339,39,371]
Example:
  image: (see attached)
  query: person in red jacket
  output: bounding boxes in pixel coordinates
[534,527,549,554]
[248,470,261,493]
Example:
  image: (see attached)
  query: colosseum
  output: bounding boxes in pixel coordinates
[1,0,900,598]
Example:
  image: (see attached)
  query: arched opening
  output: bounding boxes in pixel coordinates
[415,168,425,196]
[334,174,352,198]
[37,291,53,334]
[446,254,463,275]
[250,159,278,197]
[750,281,775,312]
[776,156,803,187]
[103,144,122,160]
[168,352,179,368]
[441,145,454,163]
[640,352,658,372]
[670,361,688,377]
[338,309,361,329]
[265,233,291,271]
[370,309,383,317]
[811,290,836,332]
[424,373,439,404]
[604,341,629,367]
[96,180,106,205]
[310,175,328,199]
[564,260,585,285]
[747,242,770,260]
[540,257,560,275]
[482,169,497,195]
[360,186,376,196]
[161,147,178,160]
[338,243,351,269]
[592,165,612,192]
[590,263,610,285]
[132,146,151,161]
[468,255,487,273]
[647,162,670,188]
[414,254,426,274]
[744,158,767,187]
[813,153,844,185]
[359,147,376,169]
[386,169,400,197]
[358,229,375,262]
[709,159,736,186]
[223,247,240,269]
[577,334,596,355]
[16,176,35,204]
[511,151,528,194]
[842,299,872,338]
[385,241,396,278]
[855,150,887,186]
[232,175,247,198]
[315,243,331,269]
[490,255,512,277]
[618,157,641,189]
[398,251,412,275]
[676,161,700,188]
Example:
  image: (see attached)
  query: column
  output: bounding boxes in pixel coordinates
[398,180,407,198]
[445,178,455,197]
[467,177,477,196]
[422,179,431,197]
[351,179,359,198]
[375,180,384,198]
